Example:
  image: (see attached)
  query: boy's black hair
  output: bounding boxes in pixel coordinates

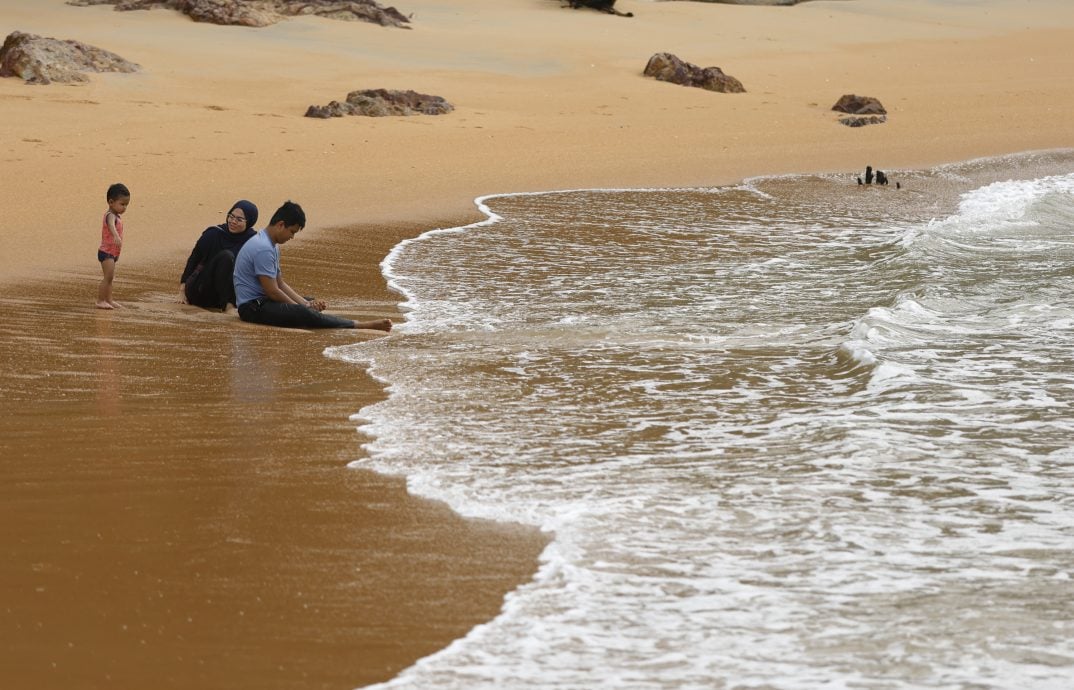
[269,200,306,229]
[107,182,130,201]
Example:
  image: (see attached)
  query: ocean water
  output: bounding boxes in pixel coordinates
[328,150,1074,689]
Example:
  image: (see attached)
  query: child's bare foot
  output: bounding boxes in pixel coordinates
[95,301,114,310]
[356,318,392,332]
[108,301,124,309]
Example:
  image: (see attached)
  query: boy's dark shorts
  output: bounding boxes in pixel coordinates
[98,250,119,263]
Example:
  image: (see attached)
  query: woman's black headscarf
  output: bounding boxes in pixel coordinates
[228,200,259,230]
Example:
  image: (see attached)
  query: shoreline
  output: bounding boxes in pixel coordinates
[3,0,1074,687]
[347,153,1074,689]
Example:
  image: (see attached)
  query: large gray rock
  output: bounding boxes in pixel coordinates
[67,0,411,29]
[643,52,745,93]
[306,89,453,118]
[0,31,140,84]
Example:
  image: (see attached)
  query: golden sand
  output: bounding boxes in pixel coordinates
[1,0,1072,687]
[3,0,1072,283]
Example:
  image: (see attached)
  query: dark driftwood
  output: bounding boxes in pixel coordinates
[563,1,633,18]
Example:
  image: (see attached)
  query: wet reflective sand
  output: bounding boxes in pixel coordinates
[0,224,548,690]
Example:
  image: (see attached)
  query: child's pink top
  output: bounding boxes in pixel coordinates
[99,212,123,256]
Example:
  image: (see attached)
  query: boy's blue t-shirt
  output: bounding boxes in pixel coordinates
[233,230,279,307]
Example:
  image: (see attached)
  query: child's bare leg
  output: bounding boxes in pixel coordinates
[96,258,116,309]
[354,318,392,332]
[106,260,122,308]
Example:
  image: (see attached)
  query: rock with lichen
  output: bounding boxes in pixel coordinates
[832,94,887,115]
[0,30,140,84]
[643,52,745,93]
[66,0,411,29]
[832,94,888,127]
[306,89,453,118]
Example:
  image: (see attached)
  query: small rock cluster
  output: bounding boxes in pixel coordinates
[643,52,746,93]
[832,94,887,127]
[0,30,139,84]
[305,89,454,118]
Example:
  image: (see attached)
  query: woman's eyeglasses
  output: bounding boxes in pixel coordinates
[227,213,246,224]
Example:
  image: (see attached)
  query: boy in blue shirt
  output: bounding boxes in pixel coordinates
[233,201,392,331]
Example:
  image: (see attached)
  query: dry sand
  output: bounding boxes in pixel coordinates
[3,0,1073,283]
[1,0,1073,688]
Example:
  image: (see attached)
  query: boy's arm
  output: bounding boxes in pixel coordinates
[106,212,122,247]
[257,275,296,304]
[277,276,315,307]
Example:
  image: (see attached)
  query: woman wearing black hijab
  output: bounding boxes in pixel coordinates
[179,200,259,311]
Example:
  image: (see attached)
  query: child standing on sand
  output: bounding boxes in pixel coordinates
[96,183,130,309]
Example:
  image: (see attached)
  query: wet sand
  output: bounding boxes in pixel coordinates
[0,222,551,689]
[2,0,1074,688]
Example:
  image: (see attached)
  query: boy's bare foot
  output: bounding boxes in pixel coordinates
[95,301,114,310]
[356,318,392,332]
[109,301,124,308]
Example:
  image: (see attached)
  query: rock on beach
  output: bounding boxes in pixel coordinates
[66,0,412,29]
[305,89,454,118]
[832,94,888,127]
[0,30,140,84]
[643,52,746,93]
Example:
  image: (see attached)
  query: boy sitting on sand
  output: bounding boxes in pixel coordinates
[232,200,392,331]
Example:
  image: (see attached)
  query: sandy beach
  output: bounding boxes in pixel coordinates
[2,0,1073,687]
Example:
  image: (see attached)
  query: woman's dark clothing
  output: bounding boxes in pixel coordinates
[237,299,355,329]
[185,248,240,310]
[181,200,259,311]
[180,224,256,310]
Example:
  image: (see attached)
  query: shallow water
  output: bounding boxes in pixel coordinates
[330,150,1074,689]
